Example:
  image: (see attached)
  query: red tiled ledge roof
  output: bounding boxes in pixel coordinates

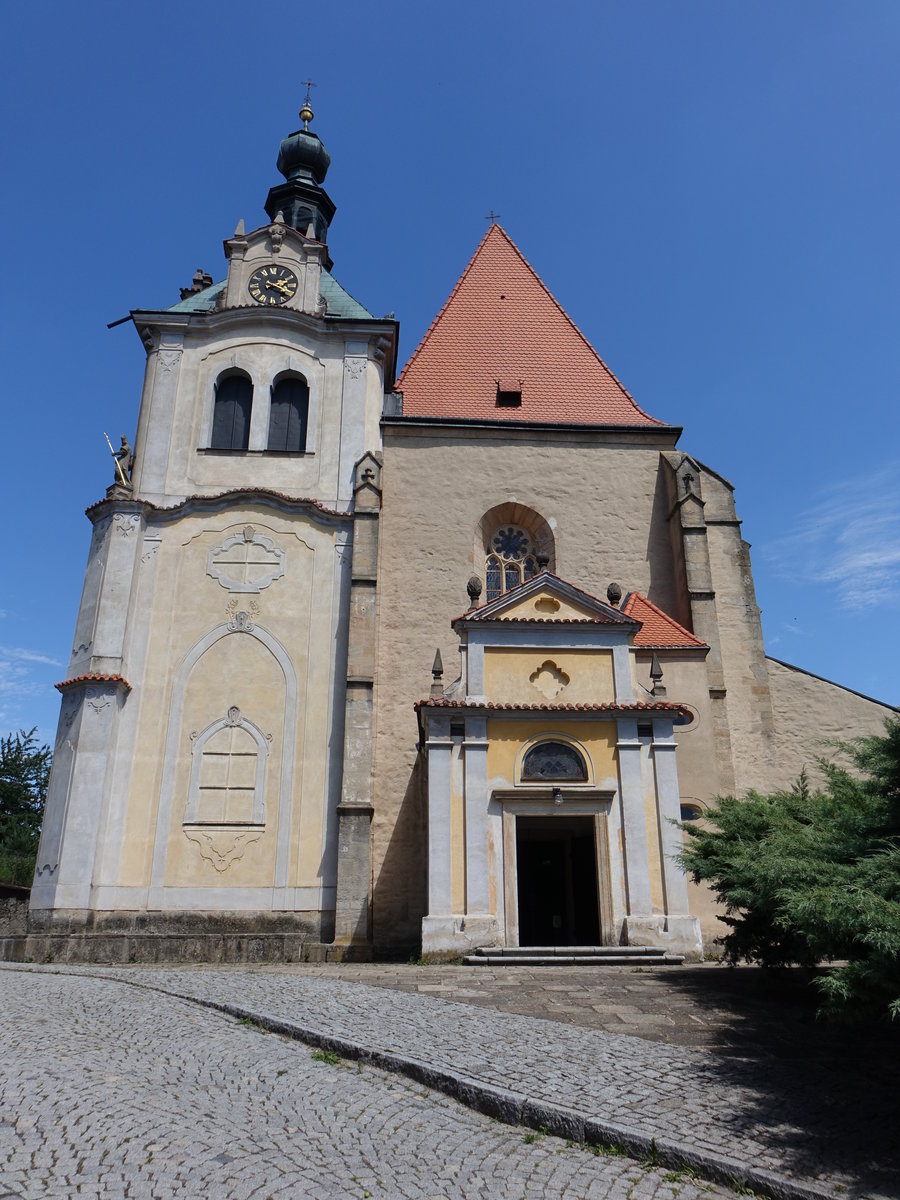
[416,699,690,717]
[621,592,707,649]
[56,673,132,693]
[86,488,350,521]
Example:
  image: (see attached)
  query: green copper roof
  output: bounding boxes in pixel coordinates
[168,280,227,313]
[165,270,371,318]
[319,271,372,318]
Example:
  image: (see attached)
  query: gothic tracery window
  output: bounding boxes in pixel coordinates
[485,525,539,602]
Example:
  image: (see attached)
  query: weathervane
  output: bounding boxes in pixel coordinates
[299,79,316,129]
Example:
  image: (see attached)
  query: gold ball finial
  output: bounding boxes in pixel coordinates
[299,79,316,130]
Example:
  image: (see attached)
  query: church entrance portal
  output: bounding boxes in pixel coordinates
[515,815,600,946]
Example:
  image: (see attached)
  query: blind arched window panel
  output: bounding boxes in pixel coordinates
[268,376,309,452]
[211,375,252,450]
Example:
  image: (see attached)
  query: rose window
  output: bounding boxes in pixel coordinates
[485,526,539,601]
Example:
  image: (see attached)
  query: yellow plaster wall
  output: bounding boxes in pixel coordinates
[485,718,618,789]
[495,590,601,622]
[484,648,615,706]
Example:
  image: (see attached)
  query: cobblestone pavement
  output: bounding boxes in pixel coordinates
[0,969,734,1200]
[6,964,895,1199]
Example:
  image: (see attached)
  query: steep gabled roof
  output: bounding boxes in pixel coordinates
[396,224,665,426]
[622,592,707,649]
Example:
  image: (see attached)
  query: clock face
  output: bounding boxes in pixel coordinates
[247,264,298,306]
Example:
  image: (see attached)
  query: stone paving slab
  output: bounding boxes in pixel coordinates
[6,964,896,1199]
[2,969,735,1199]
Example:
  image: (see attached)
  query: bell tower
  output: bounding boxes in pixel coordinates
[23,101,396,963]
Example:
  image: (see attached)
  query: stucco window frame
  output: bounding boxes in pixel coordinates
[198,345,323,457]
[514,731,596,788]
[209,368,254,452]
[475,503,556,601]
[184,707,269,827]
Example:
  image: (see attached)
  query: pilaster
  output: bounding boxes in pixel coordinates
[131,332,185,501]
[462,717,491,914]
[650,720,691,916]
[333,454,381,945]
[663,453,737,796]
[31,677,131,911]
[615,717,653,917]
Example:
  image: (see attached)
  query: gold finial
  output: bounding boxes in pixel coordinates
[299,79,316,130]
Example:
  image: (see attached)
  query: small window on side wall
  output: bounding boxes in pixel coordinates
[680,803,703,822]
[522,740,587,782]
[211,374,252,450]
[268,375,309,453]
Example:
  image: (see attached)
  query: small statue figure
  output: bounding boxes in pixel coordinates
[114,435,133,485]
[105,432,133,490]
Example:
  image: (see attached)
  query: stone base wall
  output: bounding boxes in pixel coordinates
[4,909,335,965]
[0,885,30,937]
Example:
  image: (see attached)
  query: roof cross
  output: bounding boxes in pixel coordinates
[484,209,502,224]
[301,78,317,103]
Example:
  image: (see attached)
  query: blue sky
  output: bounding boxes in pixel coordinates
[1,1,898,746]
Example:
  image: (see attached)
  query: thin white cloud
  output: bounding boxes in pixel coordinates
[765,465,900,609]
[0,646,63,667]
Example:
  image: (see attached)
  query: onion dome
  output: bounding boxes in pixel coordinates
[265,95,336,263]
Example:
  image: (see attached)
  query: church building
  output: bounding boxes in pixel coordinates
[14,104,895,964]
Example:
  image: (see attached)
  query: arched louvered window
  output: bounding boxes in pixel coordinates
[485,525,540,602]
[267,375,309,453]
[211,373,252,450]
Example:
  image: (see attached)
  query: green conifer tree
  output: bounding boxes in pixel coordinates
[0,728,51,886]
[680,718,900,1020]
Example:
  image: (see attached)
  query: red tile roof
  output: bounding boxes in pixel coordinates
[621,592,706,649]
[416,699,689,716]
[56,673,132,693]
[396,224,665,427]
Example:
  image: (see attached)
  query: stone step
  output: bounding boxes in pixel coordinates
[463,946,685,967]
[470,944,674,958]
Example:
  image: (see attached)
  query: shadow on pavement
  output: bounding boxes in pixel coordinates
[660,965,899,1198]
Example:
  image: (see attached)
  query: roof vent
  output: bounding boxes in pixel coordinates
[496,383,522,408]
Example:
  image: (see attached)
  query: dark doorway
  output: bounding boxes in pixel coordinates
[516,815,600,946]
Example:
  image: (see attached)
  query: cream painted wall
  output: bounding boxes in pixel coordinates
[114,505,345,902]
